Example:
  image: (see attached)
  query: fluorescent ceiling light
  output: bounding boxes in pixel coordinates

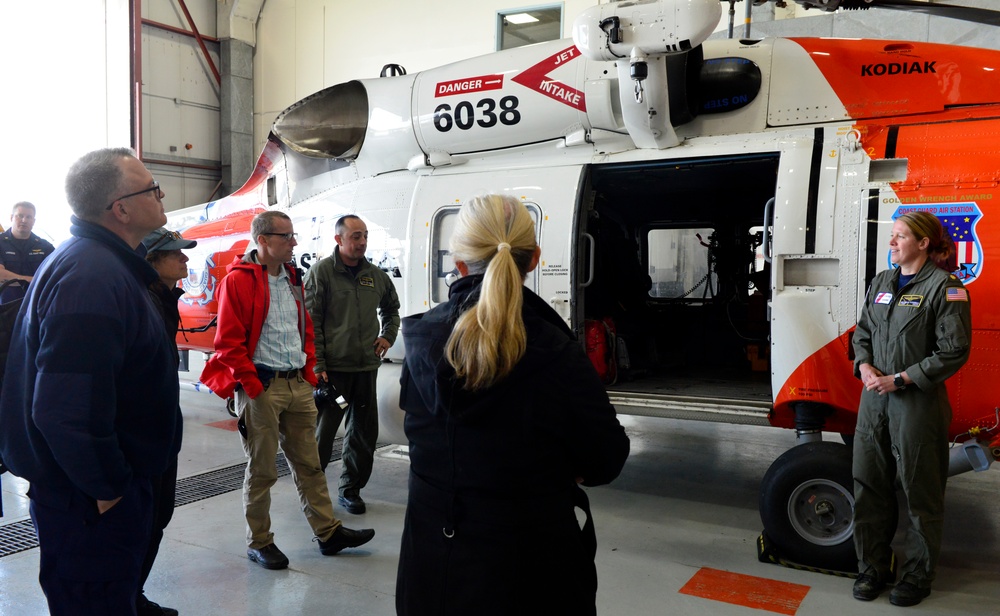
[505,13,539,24]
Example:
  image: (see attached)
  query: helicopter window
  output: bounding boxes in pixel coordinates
[497,6,562,51]
[647,227,717,300]
[429,203,542,305]
[429,207,460,305]
[266,177,277,206]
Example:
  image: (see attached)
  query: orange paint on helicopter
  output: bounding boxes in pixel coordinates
[793,38,1000,119]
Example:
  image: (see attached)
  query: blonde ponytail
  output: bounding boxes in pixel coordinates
[445,195,537,390]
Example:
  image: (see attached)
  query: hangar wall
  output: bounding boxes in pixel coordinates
[142,0,222,213]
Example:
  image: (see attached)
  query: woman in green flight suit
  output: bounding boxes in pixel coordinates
[851,210,972,607]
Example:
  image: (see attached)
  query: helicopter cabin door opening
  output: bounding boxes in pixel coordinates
[579,154,780,422]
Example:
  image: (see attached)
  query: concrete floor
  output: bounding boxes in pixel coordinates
[2,386,999,615]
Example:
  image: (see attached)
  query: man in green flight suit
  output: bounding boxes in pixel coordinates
[305,214,400,515]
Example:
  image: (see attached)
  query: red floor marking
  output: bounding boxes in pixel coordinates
[678,567,810,615]
[206,418,239,431]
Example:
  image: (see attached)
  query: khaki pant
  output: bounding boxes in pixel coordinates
[236,374,341,549]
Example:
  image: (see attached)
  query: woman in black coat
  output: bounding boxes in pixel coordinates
[396,194,630,616]
[138,227,196,616]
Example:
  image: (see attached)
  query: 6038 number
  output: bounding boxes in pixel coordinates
[433,96,521,132]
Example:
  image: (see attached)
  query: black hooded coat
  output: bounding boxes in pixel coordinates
[396,275,630,615]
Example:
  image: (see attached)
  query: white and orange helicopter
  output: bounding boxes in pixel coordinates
[167,0,1000,572]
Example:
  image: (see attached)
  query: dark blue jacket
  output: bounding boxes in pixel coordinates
[0,216,181,508]
[0,230,55,303]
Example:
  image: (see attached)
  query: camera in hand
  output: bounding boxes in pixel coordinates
[314,380,348,410]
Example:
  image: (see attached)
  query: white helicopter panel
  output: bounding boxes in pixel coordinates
[354,73,424,177]
[405,165,585,322]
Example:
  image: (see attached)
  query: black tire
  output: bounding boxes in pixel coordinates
[226,397,237,418]
[759,441,857,572]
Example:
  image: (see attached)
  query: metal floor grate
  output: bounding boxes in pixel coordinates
[0,519,39,558]
[0,437,371,558]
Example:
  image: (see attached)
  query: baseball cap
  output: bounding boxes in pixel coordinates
[142,227,197,253]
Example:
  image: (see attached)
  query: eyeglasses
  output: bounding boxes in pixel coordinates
[147,230,183,252]
[261,232,298,241]
[107,181,162,210]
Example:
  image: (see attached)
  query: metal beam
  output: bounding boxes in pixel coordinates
[176,0,221,84]
[131,0,143,157]
[142,18,220,43]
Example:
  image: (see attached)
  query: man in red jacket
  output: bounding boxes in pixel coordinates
[201,211,374,569]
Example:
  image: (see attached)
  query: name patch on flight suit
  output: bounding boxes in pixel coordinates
[898,295,923,307]
[875,292,893,305]
[359,276,375,288]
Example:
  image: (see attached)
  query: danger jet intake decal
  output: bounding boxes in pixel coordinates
[435,74,505,98]
[511,45,587,112]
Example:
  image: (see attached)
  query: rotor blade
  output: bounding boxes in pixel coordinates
[792,1,1000,27]
[871,1,1000,26]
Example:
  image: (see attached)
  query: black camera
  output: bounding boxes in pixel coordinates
[314,380,348,410]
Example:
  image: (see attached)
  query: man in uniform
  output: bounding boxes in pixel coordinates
[305,214,399,514]
[0,201,55,303]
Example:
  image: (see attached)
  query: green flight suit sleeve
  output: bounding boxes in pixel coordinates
[378,270,401,345]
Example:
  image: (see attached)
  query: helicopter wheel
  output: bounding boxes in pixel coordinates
[759,441,858,572]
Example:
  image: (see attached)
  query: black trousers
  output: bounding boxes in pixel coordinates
[315,370,378,498]
[138,458,178,594]
[30,478,152,616]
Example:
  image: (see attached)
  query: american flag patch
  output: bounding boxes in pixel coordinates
[946,287,968,302]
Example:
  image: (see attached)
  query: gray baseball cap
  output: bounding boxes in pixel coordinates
[142,227,197,253]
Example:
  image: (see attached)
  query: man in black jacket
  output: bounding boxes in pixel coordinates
[0,148,181,616]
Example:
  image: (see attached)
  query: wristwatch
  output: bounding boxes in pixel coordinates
[893,373,906,389]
